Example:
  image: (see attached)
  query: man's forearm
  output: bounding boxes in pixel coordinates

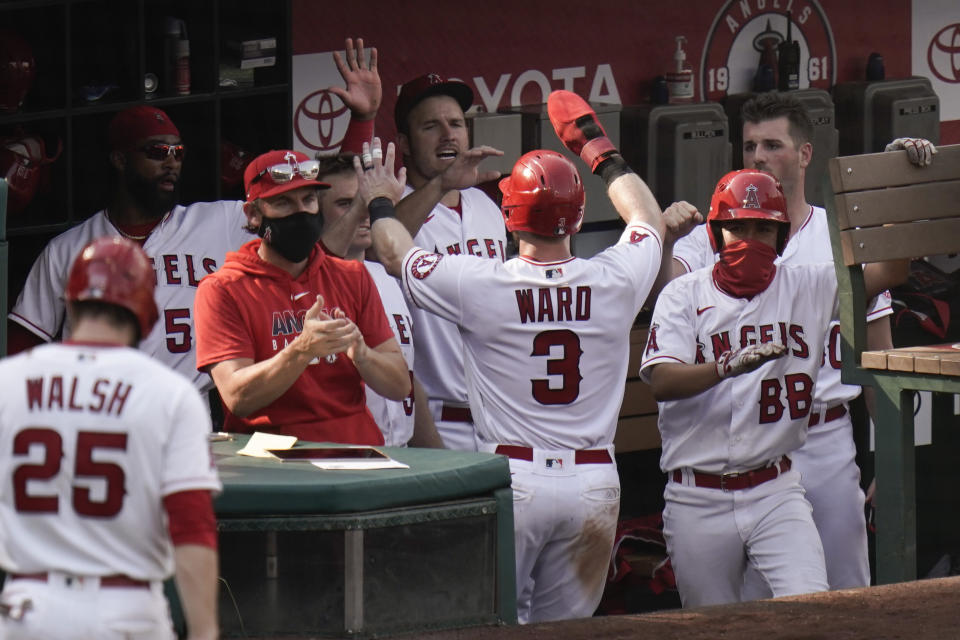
[212,347,314,418]
[174,544,219,640]
[648,361,722,401]
[394,177,447,237]
[607,173,665,238]
[354,341,411,400]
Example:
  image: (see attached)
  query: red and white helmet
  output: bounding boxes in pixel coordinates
[0,30,35,114]
[499,150,584,237]
[66,237,159,339]
[0,132,62,215]
[707,168,790,254]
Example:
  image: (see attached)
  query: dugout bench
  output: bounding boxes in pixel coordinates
[204,437,516,638]
[823,143,960,584]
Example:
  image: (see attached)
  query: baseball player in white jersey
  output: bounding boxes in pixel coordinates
[642,169,908,607]
[316,153,442,447]
[0,236,221,639]
[360,89,696,622]
[390,73,508,451]
[8,39,383,395]
[8,105,247,392]
[668,92,937,593]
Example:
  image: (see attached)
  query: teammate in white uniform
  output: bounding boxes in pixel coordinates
[391,73,507,451]
[641,169,907,607]
[8,105,248,392]
[361,90,695,622]
[669,92,936,593]
[0,236,221,639]
[8,39,383,395]
[316,153,442,447]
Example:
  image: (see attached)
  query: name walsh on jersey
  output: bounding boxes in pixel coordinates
[515,286,592,324]
[26,375,132,417]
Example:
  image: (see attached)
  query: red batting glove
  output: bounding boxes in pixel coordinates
[547,90,617,172]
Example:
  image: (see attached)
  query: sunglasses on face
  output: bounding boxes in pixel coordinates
[250,160,320,185]
[139,143,185,161]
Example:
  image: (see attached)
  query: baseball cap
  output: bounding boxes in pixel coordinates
[394,73,474,132]
[108,105,180,151]
[244,149,330,202]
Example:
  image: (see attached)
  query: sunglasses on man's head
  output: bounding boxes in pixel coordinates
[250,160,320,185]
[139,143,185,161]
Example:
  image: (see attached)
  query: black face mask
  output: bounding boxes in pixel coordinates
[258,211,323,263]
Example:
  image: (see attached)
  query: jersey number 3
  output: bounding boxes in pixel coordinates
[531,329,583,405]
[13,427,128,517]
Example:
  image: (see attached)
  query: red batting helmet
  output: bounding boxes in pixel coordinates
[0,30,36,114]
[499,150,584,238]
[66,237,159,339]
[707,168,790,254]
[0,132,62,215]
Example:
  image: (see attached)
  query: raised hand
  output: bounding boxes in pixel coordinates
[716,342,786,379]
[329,37,381,120]
[662,201,704,245]
[438,145,504,191]
[355,138,407,204]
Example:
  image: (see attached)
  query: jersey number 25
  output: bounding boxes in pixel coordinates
[13,427,128,517]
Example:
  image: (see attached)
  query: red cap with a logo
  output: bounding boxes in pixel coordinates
[244,149,329,202]
[108,105,181,151]
[394,73,473,132]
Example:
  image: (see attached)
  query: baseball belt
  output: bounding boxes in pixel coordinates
[440,405,473,423]
[10,573,150,589]
[495,444,613,464]
[807,404,847,427]
[671,456,791,491]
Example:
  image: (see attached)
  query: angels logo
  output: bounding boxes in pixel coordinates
[743,184,761,208]
[630,229,649,244]
[699,1,836,101]
[645,322,660,356]
[410,252,443,280]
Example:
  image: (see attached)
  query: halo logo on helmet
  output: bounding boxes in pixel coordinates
[66,236,159,339]
[499,150,585,238]
[707,168,790,255]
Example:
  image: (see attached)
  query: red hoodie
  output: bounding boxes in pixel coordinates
[195,239,393,444]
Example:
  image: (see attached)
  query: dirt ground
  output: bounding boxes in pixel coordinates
[414,576,960,640]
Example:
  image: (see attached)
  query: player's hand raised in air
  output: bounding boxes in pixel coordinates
[716,342,786,379]
[329,37,381,121]
[438,145,504,191]
[662,201,704,246]
[296,294,356,361]
[355,138,407,204]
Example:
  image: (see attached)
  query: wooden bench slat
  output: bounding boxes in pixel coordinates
[626,327,648,378]
[834,180,960,230]
[861,350,889,369]
[829,144,960,192]
[620,378,658,417]
[839,217,960,265]
[614,414,661,452]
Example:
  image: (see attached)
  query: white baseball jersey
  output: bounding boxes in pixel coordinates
[9,203,250,392]
[402,186,507,407]
[641,261,838,473]
[364,260,416,447]
[672,206,892,428]
[0,343,221,581]
[401,222,662,449]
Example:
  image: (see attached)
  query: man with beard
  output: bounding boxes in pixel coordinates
[7,37,381,394]
[192,148,410,444]
[7,105,248,392]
